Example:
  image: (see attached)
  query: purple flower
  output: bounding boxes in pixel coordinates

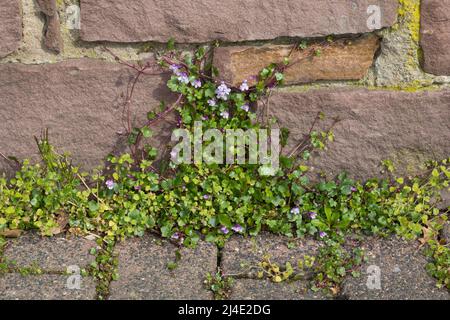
[232,224,244,233]
[208,99,217,107]
[177,72,190,84]
[240,80,249,92]
[216,82,231,101]
[203,194,210,200]
[308,211,317,219]
[192,79,202,88]
[171,232,184,243]
[171,232,180,240]
[134,185,142,191]
[290,207,300,215]
[220,226,229,234]
[105,179,115,190]
[319,231,328,239]
[351,186,357,192]
[169,64,182,75]
[220,111,230,119]
[240,104,250,112]
[202,116,209,121]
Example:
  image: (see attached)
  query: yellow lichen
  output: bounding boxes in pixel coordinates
[398,0,421,44]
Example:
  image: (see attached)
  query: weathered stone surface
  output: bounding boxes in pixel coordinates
[420,0,450,76]
[0,0,22,57]
[214,35,380,86]
[221,233,321,278]
[0,274,96,300]
[80,0,398,43]
[37,0,64,53]
[264,88,450,181]
[341,236,450,300]
[4,232,96,271]
[442,222,450,244]
[0,59,175,175]
[229,279,326,300]
[438,188,450,210]
[109,234,217,300]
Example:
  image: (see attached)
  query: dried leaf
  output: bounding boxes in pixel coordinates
[0,229,22,238]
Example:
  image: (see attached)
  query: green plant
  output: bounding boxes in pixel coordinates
[0,44,449,295]
[205,270,234,300]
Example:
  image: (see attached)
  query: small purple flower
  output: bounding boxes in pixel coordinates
[202,116,209,121]
[171,232,184,243]
[308,211,317,219]
[232,224,244,233]
[169,64,181,75]
[216,82,231,101]
[290,207,300,215]
[177,72,190,84]
[240,104,250,112]
[192,79,202,88]
[351,186,357,192]
[203,194,210,200]
[105,179,115,190]
[208,99,217,107]
[171,232,180,240]
[240,80,249,92]
[134,185,142,191]
[220,226,229,234]
[319,231,328,239]
[220,111,230,119]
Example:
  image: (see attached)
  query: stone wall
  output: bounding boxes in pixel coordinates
[0,0,449,179]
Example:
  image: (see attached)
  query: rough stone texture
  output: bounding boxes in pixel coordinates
[109,234,217,300]
[0,274,96,300]
[80,0,398,43]
[214,35,380,87]
[341,236,450,300]
[229,279,325,300]
[438,188,450,210]
[264,88,450,181]
[221,233,321,278]
[37,0,64,53]
[4,232,96,271]
[0,0,22,57]
[0,59,175,175]
[420,0,450,76]
[442,222,450,244]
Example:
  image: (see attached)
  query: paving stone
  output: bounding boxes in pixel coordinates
[341,236,450,300]
[437,188,450,211]
[214,35,380,87]
[0,274,96,300]
[221,233,321,278]
[264,88,450,181]
[420,0,450,76]
[442,222,450,244]
[80,0,398,43]
[229,279,326,300]
[109,234,217,300]
[0,59,175,175]
[4,231,96,271]
[0,0,22,57]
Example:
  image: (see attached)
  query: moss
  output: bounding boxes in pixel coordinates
[137,43,154,54]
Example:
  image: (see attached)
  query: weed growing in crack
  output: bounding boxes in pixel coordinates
[0,41,448,295]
